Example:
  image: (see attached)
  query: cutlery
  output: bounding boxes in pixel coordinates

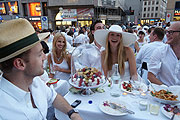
[147,79,156,92]
[109,102,135,114]
[170,108,179,120]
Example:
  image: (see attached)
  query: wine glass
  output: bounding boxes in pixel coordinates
[50,64,56,75]
[130,75,142,98]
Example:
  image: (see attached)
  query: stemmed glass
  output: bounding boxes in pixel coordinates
[50,64,56,75]
[130,75,142,98]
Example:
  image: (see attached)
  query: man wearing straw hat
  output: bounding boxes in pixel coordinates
[0,19,82,120]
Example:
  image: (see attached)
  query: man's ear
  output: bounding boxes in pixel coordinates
[13,58,26,70]
[153,34,158,40]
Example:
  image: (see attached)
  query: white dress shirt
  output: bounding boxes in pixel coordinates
[0,77,57,119]
[136,41,165,68]
[148,44,180,86]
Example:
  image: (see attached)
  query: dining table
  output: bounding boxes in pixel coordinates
[55,81,177,120]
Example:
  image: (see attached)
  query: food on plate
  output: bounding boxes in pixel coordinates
[46,79,58,87]
[163,104,180,115]
[151,89,178,101]
[71,67,104,87]
[47,79,58,84]
[122,81,132,92]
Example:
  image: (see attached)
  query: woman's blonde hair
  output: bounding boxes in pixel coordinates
[52,32,68,60]
[104,32,126,75]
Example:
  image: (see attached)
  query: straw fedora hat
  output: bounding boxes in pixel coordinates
[37,32,50,40]
[94,25,136,48]
[0,18,40,62]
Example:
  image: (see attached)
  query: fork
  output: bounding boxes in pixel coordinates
[109,103,135,114]
[170,108,179,120]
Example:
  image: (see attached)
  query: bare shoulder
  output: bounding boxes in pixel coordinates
[67,53,71,59]
[125,47,134,54]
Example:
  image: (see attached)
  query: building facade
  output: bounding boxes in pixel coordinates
[141,0,167,25]
[124,0,143,24]
[0,0,130,30]
[47,0,126,29]
[166,0,180,21]
[0,0,48,30]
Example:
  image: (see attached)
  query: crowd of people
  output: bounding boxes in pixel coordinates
[0,18,179,120]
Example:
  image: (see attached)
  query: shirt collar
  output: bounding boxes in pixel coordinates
[0,77,29,102]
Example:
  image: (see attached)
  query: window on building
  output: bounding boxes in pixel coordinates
[148,7,150,11]
[151,13,153,17]
[144,7,146,11]
[152,7,154,11]
[144,1,147,5]
[143,13,146,17]
[147,13,149,17]
[148,1,151,5]
[155,13,158,17]
[156,1,159,4]
[156,7,158,11]
[42,2,48,16]
[175,1,180,9]
[22,3,28,16]
[152,1,155,5]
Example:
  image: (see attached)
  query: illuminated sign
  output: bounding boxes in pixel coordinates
[29,3,41,16]
[174,9,180,16]
[29,17,41,20]
[63,9,77,21]
[0,2,6,14]
[8,1,18,14]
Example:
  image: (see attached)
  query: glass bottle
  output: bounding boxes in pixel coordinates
[110,64,121,97]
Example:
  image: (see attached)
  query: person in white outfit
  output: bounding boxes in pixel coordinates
[136,27,165,69]
[48,33,71,81]
[94,25,137,80]
[134,30,147,53]
[148,22,180,86]
[0,19,82,120]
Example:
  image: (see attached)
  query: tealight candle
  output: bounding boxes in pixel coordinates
[140,92,147,99]
[122,92,127,96]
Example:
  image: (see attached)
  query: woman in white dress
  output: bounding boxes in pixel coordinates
[94,25,137,80]
[47,33,71,80]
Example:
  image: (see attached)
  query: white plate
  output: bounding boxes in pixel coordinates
[149,85,180,104]
[99,100,131,116]
[121,81,148,94]
[161,105,180,120]
[150,95,180,105]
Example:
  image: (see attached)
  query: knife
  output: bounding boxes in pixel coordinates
[109,102,135,114]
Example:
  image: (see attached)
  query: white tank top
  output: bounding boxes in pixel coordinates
[121,61,130,81]
[137,40,147,49]
[51,53,70,80]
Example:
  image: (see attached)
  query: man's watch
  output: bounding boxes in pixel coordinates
[67,109,79,118]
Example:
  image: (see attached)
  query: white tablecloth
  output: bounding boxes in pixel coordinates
[55,83,170,120]
[53,80,70,96]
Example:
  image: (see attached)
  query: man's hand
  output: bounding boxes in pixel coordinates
[70,113,83,120]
